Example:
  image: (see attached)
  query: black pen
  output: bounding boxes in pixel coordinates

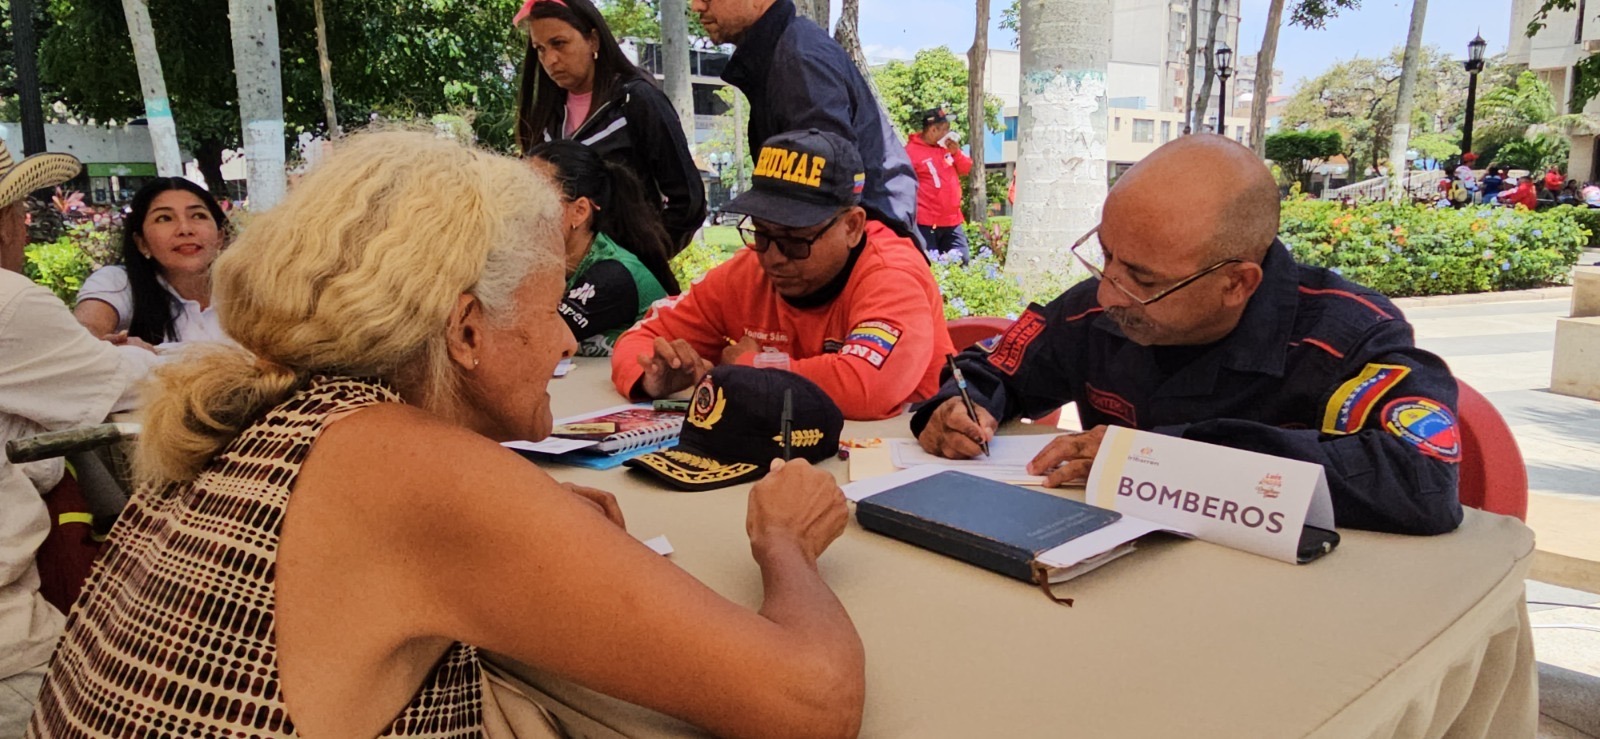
[780,388,794,461]
[946,354,990,457]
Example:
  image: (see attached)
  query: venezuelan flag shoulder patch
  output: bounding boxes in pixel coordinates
[1321,363,1411,435]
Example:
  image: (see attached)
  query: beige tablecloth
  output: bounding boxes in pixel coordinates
[489,358,1538,739]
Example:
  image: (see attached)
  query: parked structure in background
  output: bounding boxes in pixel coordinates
[1507,0,1600,183]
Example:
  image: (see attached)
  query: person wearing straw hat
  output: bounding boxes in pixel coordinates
[0,142,157,732]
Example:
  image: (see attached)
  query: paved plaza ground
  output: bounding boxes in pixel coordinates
[1395,252,1600,737]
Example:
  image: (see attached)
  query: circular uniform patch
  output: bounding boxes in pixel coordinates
[1382,396,1461,462]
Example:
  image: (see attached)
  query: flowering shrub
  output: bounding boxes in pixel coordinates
[669,236,732,289]
[23,191,124,303]
[963,216,1012,261]
[1279,199,1588,297]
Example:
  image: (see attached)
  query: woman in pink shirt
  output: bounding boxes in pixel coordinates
[514,0,705,254]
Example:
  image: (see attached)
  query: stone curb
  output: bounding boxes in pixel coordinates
[1391,286,1573,310]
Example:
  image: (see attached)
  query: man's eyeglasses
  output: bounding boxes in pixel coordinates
[737,212,844,261]
[1069,226,1243,306]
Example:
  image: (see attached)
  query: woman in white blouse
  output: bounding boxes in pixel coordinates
[74,178,229,345]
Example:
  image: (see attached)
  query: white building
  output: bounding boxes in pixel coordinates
[1506,0,1600,181]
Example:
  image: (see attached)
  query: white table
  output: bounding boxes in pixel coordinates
[489,358,1538,738]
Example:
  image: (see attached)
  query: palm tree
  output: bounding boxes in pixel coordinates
[1006,0,1110,287]
[1248,0,1285,154]
[1192,0,1225,133]
[228,0,288,209]
[968,0,991,223]
[119,0,184,176]
[314,0,339,138]
[661,0,695,146]
[1387,0,1428,204]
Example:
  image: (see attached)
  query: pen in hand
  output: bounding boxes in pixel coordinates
[946,354,990,457]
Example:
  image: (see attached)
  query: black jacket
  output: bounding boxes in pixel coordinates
[910,242,1465,537]
[543,76,707,254]
[723,0,922,248]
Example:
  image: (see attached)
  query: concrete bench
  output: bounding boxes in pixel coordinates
[1573,266,1600,319]
[1552,316,1600,400]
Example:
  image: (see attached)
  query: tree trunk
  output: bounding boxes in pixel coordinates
[794,0,829,29]
[660,0,695,149]
[833,0,877,92]
[228,0,287,210]
[968,0,991,224]
[119,0,185,176]
[1192,0,1223,133]
[196,139,229,196]
[1184,0,1199,134]
[1386,0,1428,203]
[1248,0,1284,156]
[11,0,47,156]
[1007,0,1110,287]
[314,0,339,138]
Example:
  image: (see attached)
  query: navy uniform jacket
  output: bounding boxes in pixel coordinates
[909,242,1465,536]
[723,0,922,249]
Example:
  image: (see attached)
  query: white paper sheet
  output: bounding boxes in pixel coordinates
[641,535,673,556]
[503,437,599,455]
[887,436,1062,486]
[553,358,574,377]
[841,464,954,502]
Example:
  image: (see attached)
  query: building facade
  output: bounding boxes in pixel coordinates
[1506,0,1600,182]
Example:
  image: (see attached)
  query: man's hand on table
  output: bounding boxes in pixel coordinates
[1027,425,1109,488]
[721,336,761,366]
[635,337,713,397]
[917,396,998,459]
[747,459,848,563]
[562,482,626,529]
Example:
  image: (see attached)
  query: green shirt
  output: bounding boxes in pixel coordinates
[560,232,669,356]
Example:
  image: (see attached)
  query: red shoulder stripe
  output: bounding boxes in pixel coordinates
[1063,306,1104,323]
[1291,338,1346,359]
[1298,286,1394,320]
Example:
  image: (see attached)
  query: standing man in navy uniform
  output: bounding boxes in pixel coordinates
[913,135,1464,536]
[694,0,923,250]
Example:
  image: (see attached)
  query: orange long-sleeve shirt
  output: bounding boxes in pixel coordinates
[611,222,954,420]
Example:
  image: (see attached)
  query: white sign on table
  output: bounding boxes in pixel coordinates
[1084,426,1335,565]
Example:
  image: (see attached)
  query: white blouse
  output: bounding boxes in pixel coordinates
[77,265,227,345]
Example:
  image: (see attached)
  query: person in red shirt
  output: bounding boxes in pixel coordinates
[904,107,973,262]
[612,129,954,420]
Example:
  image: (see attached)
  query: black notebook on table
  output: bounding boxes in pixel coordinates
[856,470,1123,583]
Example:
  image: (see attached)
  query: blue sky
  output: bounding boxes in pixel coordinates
[852,0,1513,96]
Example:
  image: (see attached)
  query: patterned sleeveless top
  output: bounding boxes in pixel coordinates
[28,377,486,738]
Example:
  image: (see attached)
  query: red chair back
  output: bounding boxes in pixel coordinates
[1453,380,1528,520]
[946,316,1014,351]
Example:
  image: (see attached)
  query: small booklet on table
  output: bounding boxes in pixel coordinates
[504,403,684,469]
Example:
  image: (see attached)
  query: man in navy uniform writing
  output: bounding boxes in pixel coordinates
[693,0,922,249]
[913,135,1464,536]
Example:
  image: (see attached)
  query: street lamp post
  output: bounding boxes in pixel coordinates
[1462,33,1488,159]
[1215,43,1234,138]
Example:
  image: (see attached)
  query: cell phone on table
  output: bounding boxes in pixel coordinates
[1297,526,1341,564]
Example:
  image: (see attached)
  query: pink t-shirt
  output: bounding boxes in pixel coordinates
[564,91,593,137]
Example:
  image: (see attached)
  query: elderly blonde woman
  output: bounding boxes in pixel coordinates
[27,132,864,739]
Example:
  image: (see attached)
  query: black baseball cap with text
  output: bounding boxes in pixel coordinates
[920,106,949,127]
[625,365,845,491]
[720,129,866,229]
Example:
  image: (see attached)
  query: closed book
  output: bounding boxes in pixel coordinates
[549,404,683,454]
[856,470,1123,583]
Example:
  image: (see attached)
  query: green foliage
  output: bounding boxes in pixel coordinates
[1264,130,1343,187]
[702,86,753,191]
[669,235,731,288]
[1282,45,1468,179]
[964,215,1011,261]
[1408,132,1460,164]
[872,47,1002,136]
[1563,205,1600,248]
[1278,198,1587,297]
[1496,135,1569,172]
[38,0,526,158]
[600,0,661,40]
[931,251,1025,320]
[21,218,117,303]
[1287,0,1361,29]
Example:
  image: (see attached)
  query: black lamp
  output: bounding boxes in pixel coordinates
[1215,43,1234,136]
